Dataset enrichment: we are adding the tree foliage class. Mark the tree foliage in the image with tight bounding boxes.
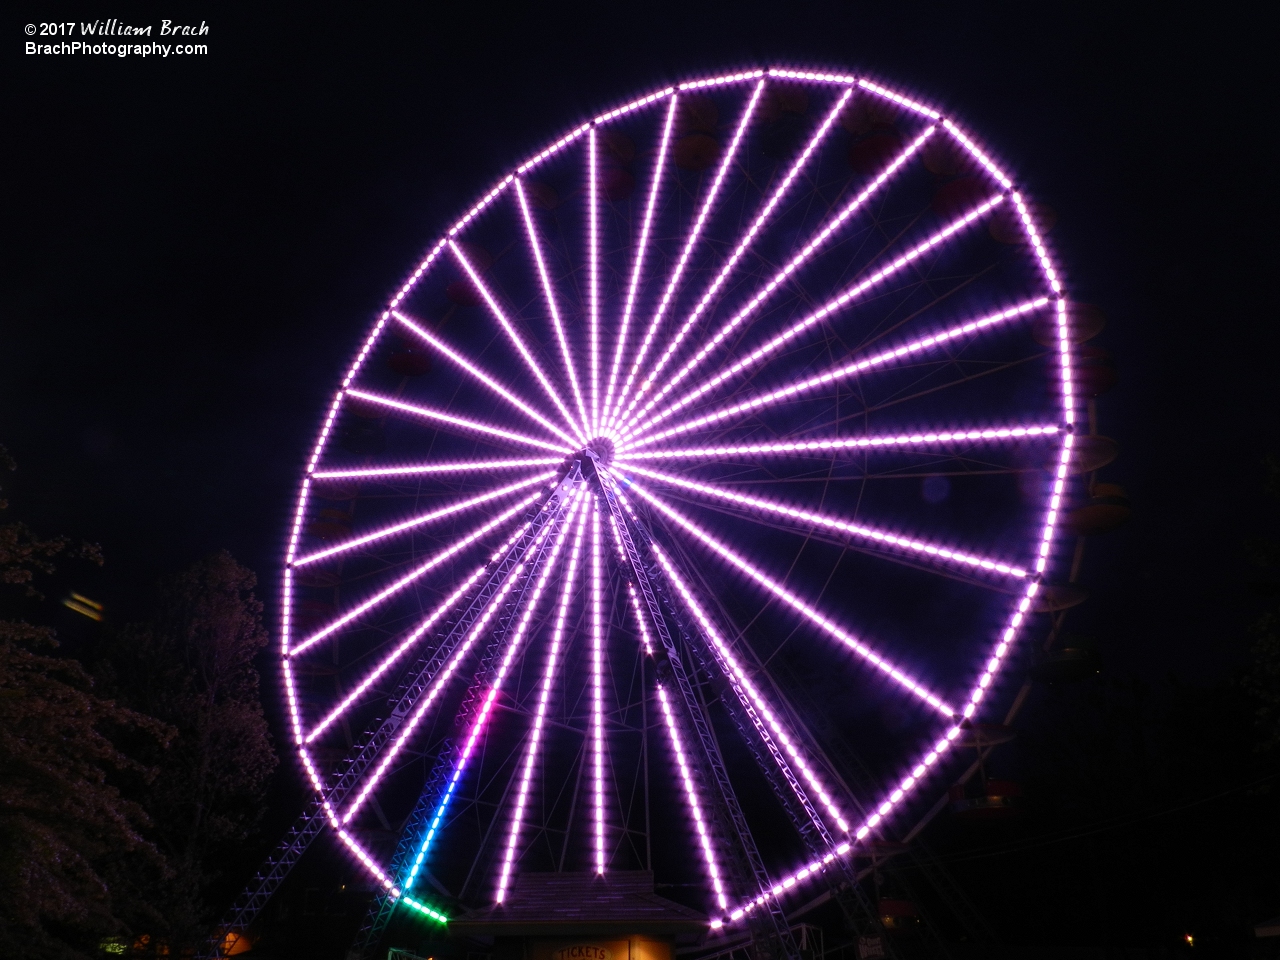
[0,447,169,960]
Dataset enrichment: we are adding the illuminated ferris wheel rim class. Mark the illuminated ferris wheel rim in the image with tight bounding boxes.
[279,63,1079,931]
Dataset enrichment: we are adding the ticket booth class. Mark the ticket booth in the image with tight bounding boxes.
[449,871,707,960]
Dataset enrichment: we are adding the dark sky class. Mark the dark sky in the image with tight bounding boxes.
[4,1,1276,690]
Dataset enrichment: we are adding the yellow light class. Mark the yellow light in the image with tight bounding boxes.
[1184,934,1194,947]
[62,593,104,621]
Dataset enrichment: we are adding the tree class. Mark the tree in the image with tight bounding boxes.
[0,446,170,960]
[95,550,278,948]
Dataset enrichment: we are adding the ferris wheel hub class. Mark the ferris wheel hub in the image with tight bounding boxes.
[585,436,616,465]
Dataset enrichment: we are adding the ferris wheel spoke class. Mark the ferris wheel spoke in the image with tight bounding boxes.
[589,507,608,874]
[344,388,571,454]
[601,95,679,435]
[621,193,1006,444]
[391,310,580,448]
[610,79,768,429]
[588,129,602,434]
[289,493,540,659]
[617,423,1060,464]
[622,124,938,435]
[635,484,957,717]
[513,179,591,437]
[293,471,556,567]
[612,85,855,434]
[651,542,853,835]
[402,490,586,862]
[450,240,587,442]
[623,297,1050,450]
[312,454,563,481]
[305,565,489,744]
[342,491,583,826]
[495,505,589,902]
[628,463,1026,580]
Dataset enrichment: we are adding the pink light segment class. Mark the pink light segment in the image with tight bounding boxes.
[343,493,578,823]
[624,125,938,430]
[313,455,563,481]
[588,129,602,435]
[625,194,1007,442]
[625,298,1049,449]
[496,506,589,902]
[657,684,728,910]
[601,94,679,433]
[293,471,555,567]
[289,493,538,659]
[514,179,591,437]
[625,583,654,656]
[610,79,767,430]
[630,483,956,716]
[450,241,585,441]
[614,85,854,432]
[625,464,1026,579]
[393,311,579,447]
[345,388,570,454]
[590,507,607,874]
[650,542,851,834]
[619,424,1059,462]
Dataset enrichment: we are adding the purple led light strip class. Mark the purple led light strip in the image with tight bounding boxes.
[450,241,585,442]
[345,388,570,455]
[630,483,957,716]
[622,194,1007,443]
[289,493,539,659]
[618,424,1059,462]
[514,179,592,437]
[600,94,679,434]
[609,80,767,431]
[393,311,579,447]
[622,126,938,432]
[496,505,590,902]
[588,129,602,436]
[610,85,854,433]
[625,298,1048,450]
[293,471,555,568]
[313,455,562,481]
[590,507,608,873]
[627,464,1025,580]
[650,542,852,834]
[342,493,578,824]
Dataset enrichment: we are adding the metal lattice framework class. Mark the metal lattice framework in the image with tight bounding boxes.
[211,64,1087,959]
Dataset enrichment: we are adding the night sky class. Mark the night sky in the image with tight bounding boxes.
[5,1,1276,754]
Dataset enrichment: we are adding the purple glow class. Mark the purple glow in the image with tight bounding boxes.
[345,388,570,454]
[589,129,602,435]
[591,507,607,874]
[313,455,562,481]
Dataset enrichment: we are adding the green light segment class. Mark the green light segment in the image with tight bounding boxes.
[402,894,449,925]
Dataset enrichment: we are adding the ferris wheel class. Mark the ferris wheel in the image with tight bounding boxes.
[278,66,1084,950]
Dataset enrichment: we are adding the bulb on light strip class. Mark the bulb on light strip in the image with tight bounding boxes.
[614,85,853,432]
[290,493,538,658]
[622,124,938,434]
[657,684,728,910]
[294,471,555,568]
[627,464,1024,580]
[623,194,1006,442]
[496,506,590,902]
[513,179,591,437]
[610,79,767,430]
[635,485,955,716]
[392,311,579,447]
[618,424,1058,462]
[625,298,1047,450]
[450,241,586,441]
[601,94,678,432]
[651,542,852,834]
